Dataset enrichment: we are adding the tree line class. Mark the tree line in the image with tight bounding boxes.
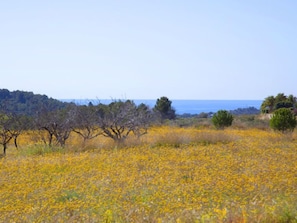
[0,89,71,116]
[0,90,176,155]
[1,89,296,155]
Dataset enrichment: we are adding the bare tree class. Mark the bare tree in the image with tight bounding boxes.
[9,114,32,149]
[35,110,56,146]
[132,103,152,138]
[0,112,33,154]
[35,106,74,147]
[71,104,102,143]
[0,114,14,155]
[97,100,152,144]
[53,109,73,147]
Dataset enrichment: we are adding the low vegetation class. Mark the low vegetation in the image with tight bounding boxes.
[1,126,297,222]
[211,110,234,129]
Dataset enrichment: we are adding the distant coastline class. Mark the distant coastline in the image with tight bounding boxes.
[61,99,262,115]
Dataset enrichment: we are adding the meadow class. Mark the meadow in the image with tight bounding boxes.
[1,119,297,222]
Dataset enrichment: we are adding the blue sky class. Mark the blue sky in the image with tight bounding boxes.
[1,0,296,100]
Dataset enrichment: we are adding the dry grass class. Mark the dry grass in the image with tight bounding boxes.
[147,127,235,148]
[1,127,297,222]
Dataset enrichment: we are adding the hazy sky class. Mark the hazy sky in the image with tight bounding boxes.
[1,1,296,100]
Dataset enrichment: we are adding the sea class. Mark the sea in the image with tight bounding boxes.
[62,99,262,115]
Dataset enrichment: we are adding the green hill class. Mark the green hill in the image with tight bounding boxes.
[0,89,71,116]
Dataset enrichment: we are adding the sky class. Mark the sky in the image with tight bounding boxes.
[1,0,296,100]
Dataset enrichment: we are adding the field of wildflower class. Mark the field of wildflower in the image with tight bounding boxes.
[1,125,297,222]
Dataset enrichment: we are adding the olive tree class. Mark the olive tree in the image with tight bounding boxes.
[270,108,296,133]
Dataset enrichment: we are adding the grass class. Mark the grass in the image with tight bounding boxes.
[1,125,297,222]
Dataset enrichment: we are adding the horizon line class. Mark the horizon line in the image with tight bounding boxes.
[59,98,263,101]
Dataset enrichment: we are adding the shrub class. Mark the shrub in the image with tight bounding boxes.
[270,108,296,132]
[212,110,233,129]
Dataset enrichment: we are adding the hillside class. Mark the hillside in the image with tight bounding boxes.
[0,89,71,116]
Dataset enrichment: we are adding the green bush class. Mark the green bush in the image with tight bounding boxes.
[270,108,296,132]
[212,110,233,129]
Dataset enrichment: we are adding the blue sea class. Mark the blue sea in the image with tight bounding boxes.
[62,99,262,115]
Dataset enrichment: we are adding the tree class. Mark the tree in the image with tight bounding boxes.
[261,93,296,114]
[261,96,275,113]
[97,100,152,144]
[275,93,287,103]
[132,103,153,138]
[71,105,102,143]
[0,113,32,155]
[287,94,297,106]
[212,110,233,129]
[274,101,293,110]
[0,114,13,155]
[154,96,176,121]
[7,114,32,149]
[35,110,56,146]
[52,108,74,147]
[35,106,74,147]
[269,108,296,133]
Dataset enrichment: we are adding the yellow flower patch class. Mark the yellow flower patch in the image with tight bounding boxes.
[0,127,297,222]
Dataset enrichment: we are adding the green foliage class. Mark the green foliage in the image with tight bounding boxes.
[261,93,296,114]
[274,101,293,110]
[0,89,71,116]
[154,96,176,120]
[269,108,296,132]
[57,190,81,203]
[19,145,64,156]
[261,96,275,113]
[212,110,233,129]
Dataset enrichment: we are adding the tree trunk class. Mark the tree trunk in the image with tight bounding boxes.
[14,136,18,149]
[48,133,53,147]
[3,143,7,155]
